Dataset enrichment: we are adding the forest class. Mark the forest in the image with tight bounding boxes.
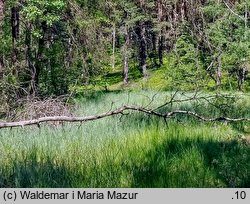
[0,0,250,187]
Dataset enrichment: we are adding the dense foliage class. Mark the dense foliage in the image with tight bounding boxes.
[0,1,250,188]
[1,0,250,105]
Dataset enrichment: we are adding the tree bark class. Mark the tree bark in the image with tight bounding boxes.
[157,0,163,65]
[237,68,246,91]
[0,1,4,29]
[152,32,158,67]
[0,57,3,79]
[0,0,4,35]
[0,0,3,23]
[32,21,47,95]
[216,55,222,88]
[139,21,148,79]
[25,23,32,74]
[158,35,163,65]
[112,23,116,71]
[1,104,250,129]
[244,3,248,40]
[0,0,4,79]
[123,25,129,85]
[139,0,148,79]
[11,6,19,75]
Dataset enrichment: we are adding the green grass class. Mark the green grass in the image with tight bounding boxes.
[72,57,173,92]
[0,91,249,187]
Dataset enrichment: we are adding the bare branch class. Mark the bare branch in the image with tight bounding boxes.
[223,1,245,21]
[1,105,250,129]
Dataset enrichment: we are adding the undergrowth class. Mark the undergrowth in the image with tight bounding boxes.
[0,91,249,187]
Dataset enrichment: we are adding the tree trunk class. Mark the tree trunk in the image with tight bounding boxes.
[32,21,47,95]
[139,21,148,79]
[0,0,4,35]
[0,0,3,24]
[238,68,246,91]
[0,57,3,79]
[152,32,158,67]
[158,35,163,65]
[123,25,129,85]
[25,22,34,93]
[216,55,222,88]
[112,24,116,71]
[0,0,4,79]
[244,3,248,40]
[139,0,148,80]
[0,0,4,31]
[180,0,186,22]
[157,0,163,65]
[11,6,19,76]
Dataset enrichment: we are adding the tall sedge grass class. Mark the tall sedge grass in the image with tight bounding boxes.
[0,91,249,187]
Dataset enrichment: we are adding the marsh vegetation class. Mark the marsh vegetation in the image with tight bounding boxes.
[0,91,249,187]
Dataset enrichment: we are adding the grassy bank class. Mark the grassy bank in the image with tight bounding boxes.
[0,91,249,187]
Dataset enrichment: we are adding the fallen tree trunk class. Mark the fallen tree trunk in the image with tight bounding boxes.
[0,105,249,129]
